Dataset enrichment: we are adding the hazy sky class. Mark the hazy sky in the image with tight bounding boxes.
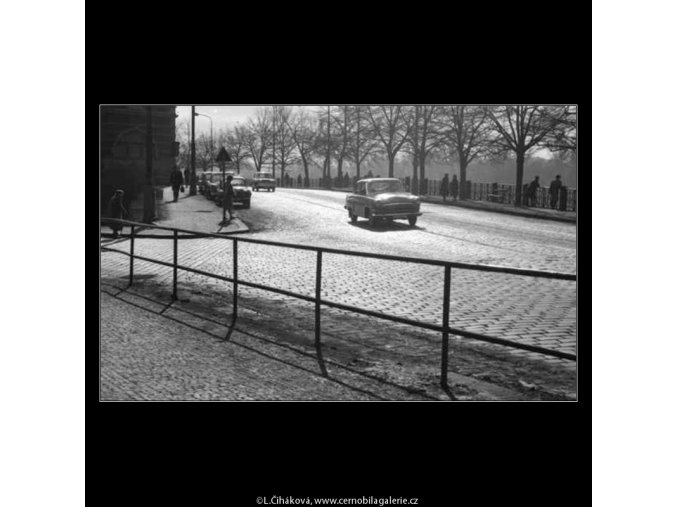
[176,105,325,135]
[175,105,556,159]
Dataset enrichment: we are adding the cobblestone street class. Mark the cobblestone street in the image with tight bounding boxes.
[101,188,576,400]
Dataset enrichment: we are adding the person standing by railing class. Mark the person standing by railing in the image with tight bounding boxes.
[450,175,459,201]
[107,189,127,239]
[526,176,540,206]
[440,174,449,202]
[549,175,562,209]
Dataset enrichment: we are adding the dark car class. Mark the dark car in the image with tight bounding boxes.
[253,171,276,192]
[345,178,422,226]
[215,175,252,209]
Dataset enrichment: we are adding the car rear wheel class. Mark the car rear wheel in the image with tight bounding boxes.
[368,213,377,227]
[349,211,357,224]
[408,216,417,226]
[243,200,251,209]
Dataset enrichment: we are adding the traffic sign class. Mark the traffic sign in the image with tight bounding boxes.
[216,147,232,163]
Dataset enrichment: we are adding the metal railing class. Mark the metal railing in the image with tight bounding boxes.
[101,218,576,400]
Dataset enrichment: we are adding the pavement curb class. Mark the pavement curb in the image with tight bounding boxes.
[294,187,577,224]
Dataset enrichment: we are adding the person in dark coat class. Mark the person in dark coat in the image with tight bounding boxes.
[108,189,127,239]
[549,174,562,209]
[526,176,540,206]
[223,175,234,221]
[450,174,459,201]
[169,166,184,202]
[440,174,450,202]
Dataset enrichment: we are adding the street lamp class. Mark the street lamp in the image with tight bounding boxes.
[193,110,214,173]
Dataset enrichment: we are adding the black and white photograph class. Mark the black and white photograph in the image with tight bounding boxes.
[99,105,577,401]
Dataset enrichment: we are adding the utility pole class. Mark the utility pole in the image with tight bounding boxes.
[143,106,155,222]
[326,105,330,188]
[272,106,276,181]
[190,105,196,195]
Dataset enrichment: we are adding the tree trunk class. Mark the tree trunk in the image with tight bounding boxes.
[515,151,525,207]
[459,154,468,200]
[302,158,310,184]
[419,148,426,195]
[356,159,361,180]
[337,157,343,182]
[411,153,419,194]
[388,154,395,177]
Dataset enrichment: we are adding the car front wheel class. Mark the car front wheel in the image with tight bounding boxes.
[408,216,417,226]
[349,211,357,224]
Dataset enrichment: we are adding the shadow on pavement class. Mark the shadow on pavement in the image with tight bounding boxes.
[101,281,440,401]
[349,221,424,233]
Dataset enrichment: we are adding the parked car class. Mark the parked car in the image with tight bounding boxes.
[253,171,276,192]
[202,171,235,200]
[197,171,213,195]
[345,178,422,226]
[203,172,223,200]
[215,175,252,209]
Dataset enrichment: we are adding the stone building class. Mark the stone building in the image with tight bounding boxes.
[100,105,178,218]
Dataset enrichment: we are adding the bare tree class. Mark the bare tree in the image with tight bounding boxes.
[272,106,298,184]
[402,106,444,194]
[441,106,493,199]
[486,105,569,206]
[196,132,212,171]
[329,106,352,183]
[346,105,380,180]
[243,108,273,172]
[543,105,577,160]
[286,108,317,186]
[219,124,251,175]
[366,106,411,177]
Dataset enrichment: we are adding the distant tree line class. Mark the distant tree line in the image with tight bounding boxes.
[177,105,576,207]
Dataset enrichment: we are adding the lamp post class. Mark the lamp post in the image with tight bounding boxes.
[194,110,214,172]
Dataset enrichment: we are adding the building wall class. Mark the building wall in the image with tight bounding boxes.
[100,105,177,217]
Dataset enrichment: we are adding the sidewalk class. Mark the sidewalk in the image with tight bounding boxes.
[419,195,577,223]
[101,186,249,239]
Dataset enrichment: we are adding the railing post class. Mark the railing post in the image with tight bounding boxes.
[441,265,456,399]
[233,238,238,319]
[172,230,178,300]
[128,224,135,286]
[315,250,328,377]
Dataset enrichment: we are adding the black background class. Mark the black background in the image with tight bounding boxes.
[89,8,589,504]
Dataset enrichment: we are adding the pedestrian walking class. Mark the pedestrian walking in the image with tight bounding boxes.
[223,174,234,221]
[526,176,540,206]
[170,166,184,202]
[450,174,459,201]
[549,174,562,209]
[108,189,127,239]
[440,174,449,202]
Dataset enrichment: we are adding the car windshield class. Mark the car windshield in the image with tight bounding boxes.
[231,178,246,187]
[367,180,403,195]
[257,173,273,179]
[211,174,223,183]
